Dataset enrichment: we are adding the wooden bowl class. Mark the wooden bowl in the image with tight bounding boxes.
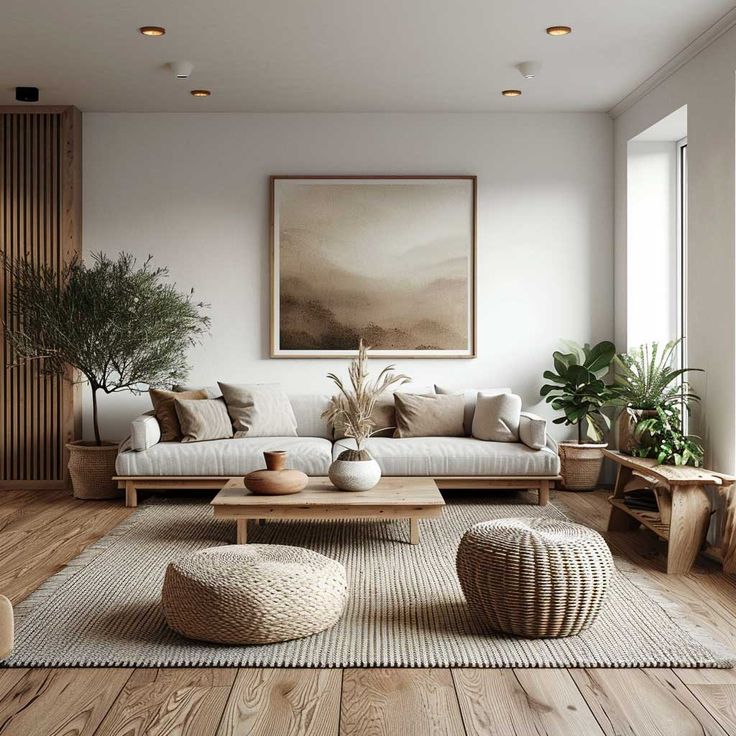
[243,469,308,495]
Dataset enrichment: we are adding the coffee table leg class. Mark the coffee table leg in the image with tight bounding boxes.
[236,519,248,544]
[410,518,419,545]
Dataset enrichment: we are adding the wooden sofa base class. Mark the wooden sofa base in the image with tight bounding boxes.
[114,476,559,509]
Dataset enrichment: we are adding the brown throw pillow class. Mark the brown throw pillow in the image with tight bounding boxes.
[150,388,208,441]
[174,398,234,443]
[393,393,465,438]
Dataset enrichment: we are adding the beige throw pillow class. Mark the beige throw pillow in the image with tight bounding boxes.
[150,388,208,441]
[174,398,233,443]
[218,382,298,438]
[472,392,522,442]
[393,393,465,438]
[435,385,512,436]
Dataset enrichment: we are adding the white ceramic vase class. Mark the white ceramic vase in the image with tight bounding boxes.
[328,449,381,491]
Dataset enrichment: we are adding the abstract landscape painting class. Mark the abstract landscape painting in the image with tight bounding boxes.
[271,176,476,357]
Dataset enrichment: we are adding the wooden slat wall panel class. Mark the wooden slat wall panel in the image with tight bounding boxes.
[0,107,81,488]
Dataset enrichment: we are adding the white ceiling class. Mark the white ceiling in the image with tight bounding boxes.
[1,0,735,113]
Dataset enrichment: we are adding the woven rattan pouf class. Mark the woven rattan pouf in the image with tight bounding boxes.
[456,518,614,638]
[161,544,347,645]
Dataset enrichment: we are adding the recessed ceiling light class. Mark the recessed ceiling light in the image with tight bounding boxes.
[190,89,211,97]
[139,26,166,37]
[502,89,522,97]
[546,25,572,36]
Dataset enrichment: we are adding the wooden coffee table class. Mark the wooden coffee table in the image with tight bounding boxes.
[212,476,445,545]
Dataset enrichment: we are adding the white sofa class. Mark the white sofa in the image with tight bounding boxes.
[115,389,560,507]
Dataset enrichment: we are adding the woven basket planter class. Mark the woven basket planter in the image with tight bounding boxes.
[558,442,607,491]
[162,544,347,645]
[66,441,121,500]
[456,518,614,638]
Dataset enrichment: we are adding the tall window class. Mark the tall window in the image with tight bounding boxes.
[676,137,687,371]
[626,106,687,355]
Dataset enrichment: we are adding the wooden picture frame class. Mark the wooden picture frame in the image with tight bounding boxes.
[270,175,477,358]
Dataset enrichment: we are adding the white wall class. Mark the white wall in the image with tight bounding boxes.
[613,27,736,473]
[626,140,678,348]
[83,112,614,441]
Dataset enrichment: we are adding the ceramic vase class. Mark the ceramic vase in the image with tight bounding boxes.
[328,448,382,491]
[244,450,308,495]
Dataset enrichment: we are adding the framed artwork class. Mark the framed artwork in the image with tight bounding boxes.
[270,175,476,358]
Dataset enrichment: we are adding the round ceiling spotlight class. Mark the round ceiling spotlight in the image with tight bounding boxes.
[139,26,166,36]
[546,25,572,36]
[502,89,522,97]
[190,89,211,97]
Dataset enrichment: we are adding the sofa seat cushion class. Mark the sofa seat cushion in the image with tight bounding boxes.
[117,437,332,477]
[333,437,560,477]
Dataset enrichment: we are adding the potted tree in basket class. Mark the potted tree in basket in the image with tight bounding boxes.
[3,252,209,499]
[612,339,701,455]
[540,340,616,491]
[323,340,409,491]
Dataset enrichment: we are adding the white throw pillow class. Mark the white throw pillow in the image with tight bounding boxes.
[218,382,298,437]
[472,392,522,442]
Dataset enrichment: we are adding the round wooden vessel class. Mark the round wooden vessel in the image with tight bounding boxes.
[244,469,308,495]
[243,451,308,495]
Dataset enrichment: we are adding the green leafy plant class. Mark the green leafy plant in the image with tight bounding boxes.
[632,405,704,467]
[322,340,409,450]
[540,340,617,443]
[3,252,210,445]
[612,339,700,409]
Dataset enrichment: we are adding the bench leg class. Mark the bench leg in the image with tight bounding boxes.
[667,485,711,574]
[538,480,550,506]
[125,481,138,509]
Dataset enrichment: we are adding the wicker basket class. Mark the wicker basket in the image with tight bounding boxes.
[66,441,121,500]
[558,442,607,491]
[456,518,614,638]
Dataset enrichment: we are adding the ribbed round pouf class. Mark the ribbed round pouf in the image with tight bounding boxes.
[456,518,614,638]
[161,544,347,645]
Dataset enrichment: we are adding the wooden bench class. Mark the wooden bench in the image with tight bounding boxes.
[604,449,736,574]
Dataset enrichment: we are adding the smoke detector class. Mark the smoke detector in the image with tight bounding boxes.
[516,61,542,79]
[169,61,194,79]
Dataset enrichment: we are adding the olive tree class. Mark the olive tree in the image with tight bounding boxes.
[3,252,209,445]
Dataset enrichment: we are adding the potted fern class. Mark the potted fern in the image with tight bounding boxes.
[540,340,616,490]
[3,252,209,499]
[323,340,409,490]
[612,340,701,455]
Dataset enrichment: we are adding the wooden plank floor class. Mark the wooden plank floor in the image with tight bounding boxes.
[0,487,734,736]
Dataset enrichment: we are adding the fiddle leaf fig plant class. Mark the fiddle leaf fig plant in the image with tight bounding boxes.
[540,340,617,444]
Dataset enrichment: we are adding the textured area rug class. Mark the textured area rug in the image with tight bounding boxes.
[5,497,733,668]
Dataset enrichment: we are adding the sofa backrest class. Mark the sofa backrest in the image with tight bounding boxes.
[171,385,518,439]
[175,384,334,439]
[288,394,334,440]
